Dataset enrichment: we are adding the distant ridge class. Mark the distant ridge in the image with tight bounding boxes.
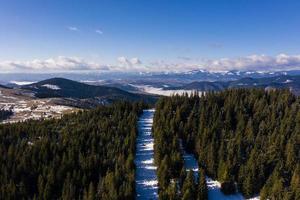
[0,84,10,89]
[22,77,158,104]
[168,75,300,95]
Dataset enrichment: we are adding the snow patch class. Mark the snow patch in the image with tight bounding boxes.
[10,81,36,85]
[143,142,154,151]
[42,84,61,90]
[145,166,157,170]
[141,180,158,187]
[206,178,245,200]
[142,158,154,164]
[180,140,260,200]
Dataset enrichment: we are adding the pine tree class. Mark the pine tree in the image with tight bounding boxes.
[165,182,179,200]
[197,168,208,200]
[290,164,300,199]
[158,155,171,189]
[87,182,95,200]
[182,188,193,200]
[182,170,196,200]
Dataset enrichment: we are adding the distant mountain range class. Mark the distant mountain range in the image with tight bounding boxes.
[3,71,300,100]
[168,75,300,95]
[2,70,300,85]
[142,70,300,83]
[21,78,158,106]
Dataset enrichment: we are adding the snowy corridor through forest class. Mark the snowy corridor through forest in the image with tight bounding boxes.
[181,144,246,200]
[135,109,158,200]
[135,109,258,200]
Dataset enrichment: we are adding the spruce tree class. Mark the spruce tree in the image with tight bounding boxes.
[197,168,208,200]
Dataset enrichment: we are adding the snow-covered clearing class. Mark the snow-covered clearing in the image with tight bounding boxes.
[135,109,158,199]
[0,88,77,124]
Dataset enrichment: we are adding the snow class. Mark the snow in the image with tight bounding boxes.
[142,158,154,164]
[80,80,105,85]
[206,178,244,200]
[0,90,17,100]
[42,84,61,90]
[0,89,76,124]
[247,196,260,200]
[135,109,158,199]
[133,85,201,96]
[10,81,36,85]
[181,143,199,177]
[180,141,260,200]
[283,79,293,83]
[134,109,260,200]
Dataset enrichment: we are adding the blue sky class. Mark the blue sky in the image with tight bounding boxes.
[1,0,300,72]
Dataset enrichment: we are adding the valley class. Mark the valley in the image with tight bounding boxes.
[0,77,158,124]
[2,73,300,125]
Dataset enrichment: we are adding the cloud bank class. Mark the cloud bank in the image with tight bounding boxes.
[146,54,300,72]
[1,54,300,73]
[0,56,109,72]
[201,54,300,72]
[115,56,143,71]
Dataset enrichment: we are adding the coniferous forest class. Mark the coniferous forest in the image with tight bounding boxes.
[0,109,13,122]
[153,89,300,200]
[153,96,208,200]
[0,102,145,199]
[0,89,299,200]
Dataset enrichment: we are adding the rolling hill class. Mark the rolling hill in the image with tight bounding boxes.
[0,84,10,89]
[22,78,158,104]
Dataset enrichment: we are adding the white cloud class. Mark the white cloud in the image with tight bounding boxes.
[0,56,109,72]
[95,29,103,35]
[113,56,145,72]
[1,54,300,73]
[117,56,130,65]
[145,54,300,72]
[201,54,300,72]
[130,57,142,65]
[67,26,79,31]
[117,57,140,66]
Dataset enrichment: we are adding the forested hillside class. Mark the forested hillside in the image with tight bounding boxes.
[154,89,300,200]
[22,78,157,105]
[0,109,13,122]
[153,98,208,200]
[0,102,145,199]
